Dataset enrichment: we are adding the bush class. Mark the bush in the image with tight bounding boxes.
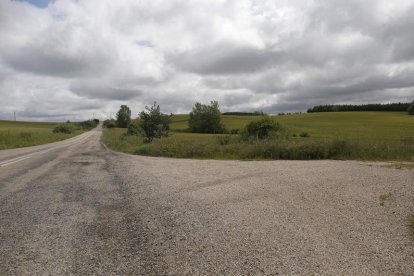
[189,101,225,133]
[230,129,239,134]
[241,117,284,141]
[139,102,173,142]
[103,119,116,128]
[116,105,131,128]
[299,132,310,137]
[408,101,414,115]
[127,122,141,136]
[77,120,98,130]
[53,124,73,134]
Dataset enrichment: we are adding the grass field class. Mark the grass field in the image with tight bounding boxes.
[102,112,414,161]
[0,120,85,150]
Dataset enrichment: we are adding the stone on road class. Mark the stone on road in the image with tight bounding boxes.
[0,126,413,275]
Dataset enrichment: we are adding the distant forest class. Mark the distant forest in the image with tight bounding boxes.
[222,111,265,116]
[307,103,410,113]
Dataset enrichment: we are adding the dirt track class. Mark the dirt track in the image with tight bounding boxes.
[0,126,413,275]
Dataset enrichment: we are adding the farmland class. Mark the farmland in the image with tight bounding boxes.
[0,120,85,150]
[102,112,414,161]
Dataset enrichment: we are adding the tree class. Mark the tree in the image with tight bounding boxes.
[139,102,172,142]
[116,105,131,128]
[188,101,225,133]
[408,101,414,115]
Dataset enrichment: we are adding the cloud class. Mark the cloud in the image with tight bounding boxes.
[69,80,142,101]
[0,0,414,121]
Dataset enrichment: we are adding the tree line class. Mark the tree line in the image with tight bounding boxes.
[307,102,411,113]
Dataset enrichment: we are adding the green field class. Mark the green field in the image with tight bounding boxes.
[102,112,414,161]
[0,120,85,150]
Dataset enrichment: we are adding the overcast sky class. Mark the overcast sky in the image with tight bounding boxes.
[1,0,413,121]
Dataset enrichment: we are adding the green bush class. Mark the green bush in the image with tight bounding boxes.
[241,117,284,141]
[76,120,98,130]
[53,124,73,134]
[127,122,141,136]
[103,119,116,128]
[189,101,225,134]
[139,102,173,142]
[299,132,310,137]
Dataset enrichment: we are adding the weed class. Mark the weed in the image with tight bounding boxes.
[408,215,414,239]
[217,135,231,145]
[379,192,393,206]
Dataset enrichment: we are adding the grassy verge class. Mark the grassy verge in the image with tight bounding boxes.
[0,120,86,150]
[102,112,414,161]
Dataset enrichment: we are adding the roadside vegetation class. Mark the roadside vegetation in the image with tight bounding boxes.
[0,119,98,150]
[379,192,393,206]
[103,101,414,161]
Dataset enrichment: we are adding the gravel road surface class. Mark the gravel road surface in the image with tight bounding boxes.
[0,126,413,275]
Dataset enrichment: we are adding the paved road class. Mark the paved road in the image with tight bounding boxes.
[1,126,413,275]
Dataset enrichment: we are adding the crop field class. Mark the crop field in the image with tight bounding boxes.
[0,120,84,150]
[103,112,414,161]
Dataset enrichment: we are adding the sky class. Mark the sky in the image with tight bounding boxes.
[0,0,413,121]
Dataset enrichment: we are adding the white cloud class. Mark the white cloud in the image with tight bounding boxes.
[0,0,413,121]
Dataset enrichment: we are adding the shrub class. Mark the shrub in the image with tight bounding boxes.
[116,105,132,128]
[299,132,310,137]
[408,101,414,115]
[139,102,173,142]
[127,122,141,136]
[77,120,98,130]
[53,124,73,134]
[103,119,116,128]
[189,101,225,133]
[241,117,284,141]
[230,129,239,134]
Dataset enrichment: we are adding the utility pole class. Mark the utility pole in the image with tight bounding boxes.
[13,111,16,121]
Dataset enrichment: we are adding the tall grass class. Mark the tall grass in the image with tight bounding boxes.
[103,129,414,161]
[0,120,85,150]
[103,112,414,161]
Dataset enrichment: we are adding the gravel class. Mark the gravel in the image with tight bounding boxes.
[0,127,413,275]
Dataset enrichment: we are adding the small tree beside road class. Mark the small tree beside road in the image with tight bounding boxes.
[139,102,172,142]
[116,105,131,128]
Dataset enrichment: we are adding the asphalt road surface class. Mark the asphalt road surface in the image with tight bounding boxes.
[1,126,413,275]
